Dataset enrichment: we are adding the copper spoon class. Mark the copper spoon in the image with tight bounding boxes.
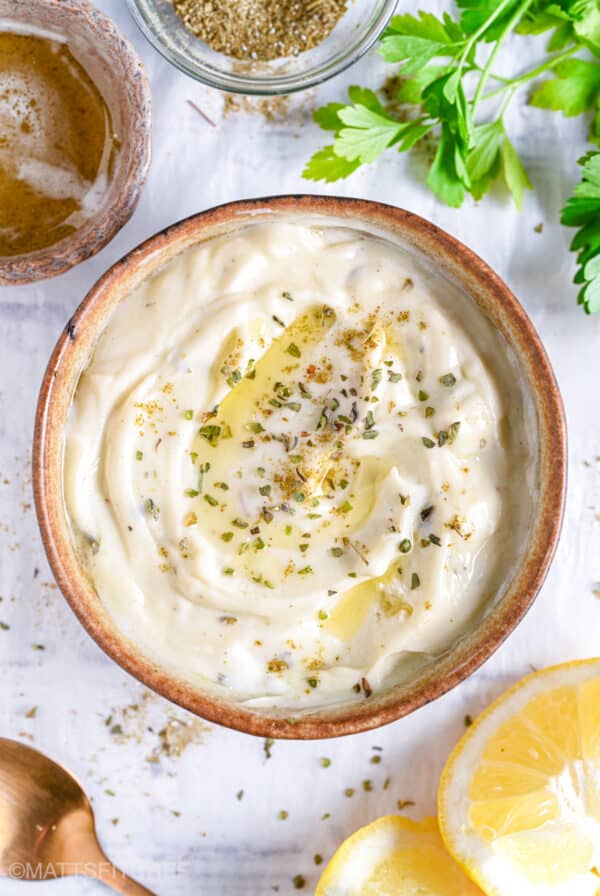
[0,738,155,894]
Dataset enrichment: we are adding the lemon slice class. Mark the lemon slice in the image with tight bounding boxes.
[315,815,483,895]
[439,659,600,896]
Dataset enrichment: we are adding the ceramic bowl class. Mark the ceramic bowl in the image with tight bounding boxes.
[33,196,566,739]
[0,0,151,286]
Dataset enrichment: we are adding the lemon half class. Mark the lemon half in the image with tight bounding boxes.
[315,814,483,895]
[439,659,600,896]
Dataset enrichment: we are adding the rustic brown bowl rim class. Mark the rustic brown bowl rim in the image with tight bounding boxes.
[33,196,567,739]
[0,0,152,286]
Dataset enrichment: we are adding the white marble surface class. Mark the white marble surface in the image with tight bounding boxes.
[1,1,599,893]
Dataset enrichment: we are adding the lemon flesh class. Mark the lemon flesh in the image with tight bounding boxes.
[439,659,600,896]
[315,815,483,896]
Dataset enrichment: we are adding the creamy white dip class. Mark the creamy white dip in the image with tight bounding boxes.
[65,221,532,709]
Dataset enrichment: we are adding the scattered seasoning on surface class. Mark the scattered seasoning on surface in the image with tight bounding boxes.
[236,789,244,800]
[292,875,306,890]
[278,810,289,820]
[344,787,355,798]
[264,737,275,759]
[397,799,415,810]
[314,854,323,866]
[146,717,207,762]
[361,677,373,698]
[173,0,348,62]
[186,98,217,127]
[464,714,473,727]
[320,756,332,768]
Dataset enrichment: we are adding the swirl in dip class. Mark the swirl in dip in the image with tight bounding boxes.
[65,221,531,709]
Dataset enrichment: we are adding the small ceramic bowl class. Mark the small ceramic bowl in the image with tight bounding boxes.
[127,0,397,95]
[33,197,566,739]
[0,0,151,286]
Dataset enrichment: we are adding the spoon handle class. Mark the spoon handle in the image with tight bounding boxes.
[95,864,156,896]
[81,840,156,896]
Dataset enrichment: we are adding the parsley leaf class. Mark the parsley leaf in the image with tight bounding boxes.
[530,59,600,117]
[313,103,345,131]
[427,124,467,207]
[335,105,410,162]
[570,0,600,52]
[501,133,532,210]
[457,0,524,41]
[304,0,600,216]
[346,85,386,112]
[561,151,600,313]
[380,12,463,72]
[467,121,503,198]
[303,146,361,182]
[395,65,449,104]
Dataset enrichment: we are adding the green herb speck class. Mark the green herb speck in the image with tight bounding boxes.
[439,373,457,387]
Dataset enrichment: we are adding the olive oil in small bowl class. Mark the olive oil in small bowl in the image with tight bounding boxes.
[0,1,151,285]
[0,31,118,258]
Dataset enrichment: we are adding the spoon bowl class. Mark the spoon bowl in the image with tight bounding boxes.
[0,738,154,894]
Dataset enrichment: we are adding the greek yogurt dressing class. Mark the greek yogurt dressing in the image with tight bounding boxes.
[65,221,533,709]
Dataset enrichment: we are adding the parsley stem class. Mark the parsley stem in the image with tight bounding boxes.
[471,0,535,117]
[481,45,579,104]
[499,87,517,118]
[457,0,518,74]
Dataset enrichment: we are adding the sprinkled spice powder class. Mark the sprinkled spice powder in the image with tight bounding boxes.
[172,0,348,61]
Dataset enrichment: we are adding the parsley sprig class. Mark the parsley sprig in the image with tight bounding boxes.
[561,150,600,313]
[304,1,600,209]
